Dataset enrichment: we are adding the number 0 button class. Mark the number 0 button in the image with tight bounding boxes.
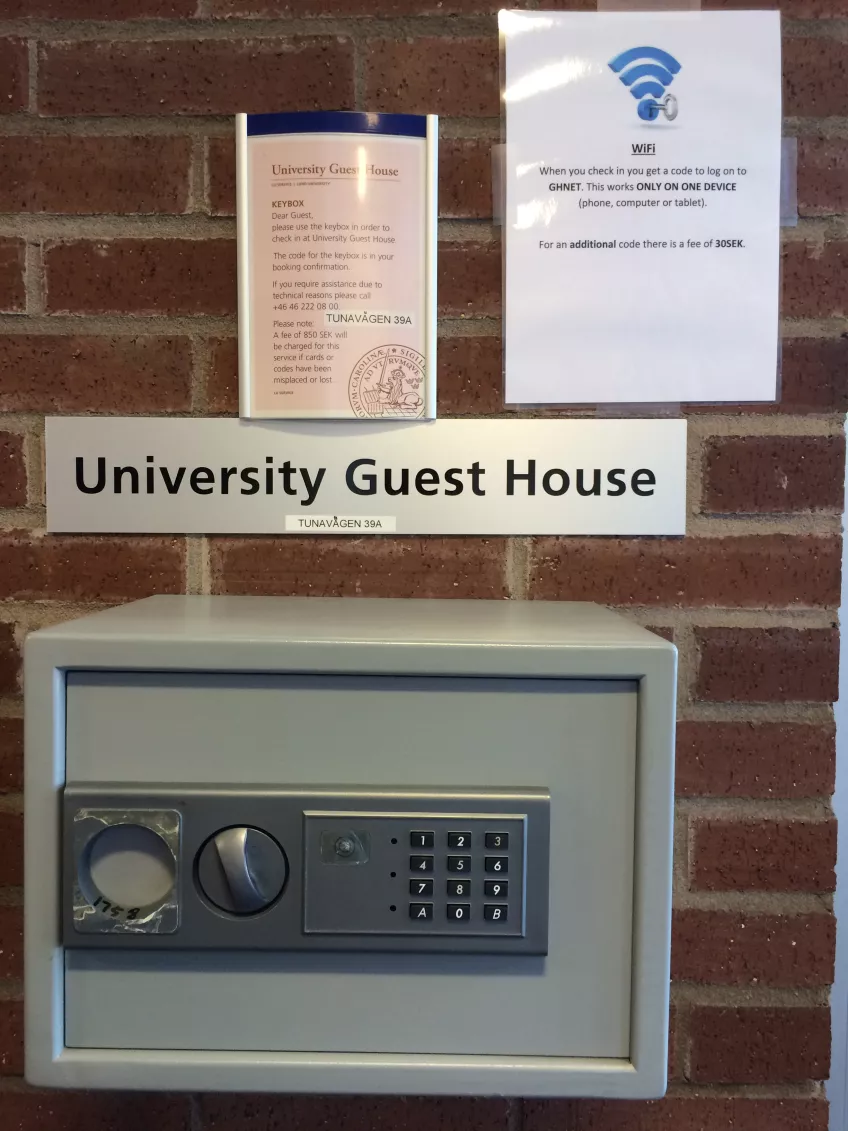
[485,857,508,874]
[447,904,471,921]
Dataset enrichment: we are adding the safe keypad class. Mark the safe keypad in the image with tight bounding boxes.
[403,823,519,933]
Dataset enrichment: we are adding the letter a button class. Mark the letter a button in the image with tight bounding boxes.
[410,903,434,921]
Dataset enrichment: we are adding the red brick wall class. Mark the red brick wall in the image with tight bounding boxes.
[0,2,843,1129]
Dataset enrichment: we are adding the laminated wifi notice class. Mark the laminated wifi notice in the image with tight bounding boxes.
[47,418,687,536]
[501,10,781,405]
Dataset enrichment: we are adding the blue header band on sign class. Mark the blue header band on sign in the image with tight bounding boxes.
[246,111,427,139]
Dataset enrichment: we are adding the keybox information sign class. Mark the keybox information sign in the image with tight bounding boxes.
[237,111,438,420]
[47,418,687,535]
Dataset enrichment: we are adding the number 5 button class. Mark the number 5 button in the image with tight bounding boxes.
[485,857,508,874]
[447,856,471,872]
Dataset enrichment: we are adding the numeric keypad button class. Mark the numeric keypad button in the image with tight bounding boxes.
[485,832,509,850]
[447,832,471,849]
[410,855,434,872]
[447,855,471,873]
[410,831,434,849]
[447,904,471,921]
[410,878,433,897]
[484,905,507,922]
[447,880,470,897]
[484,856,508,874]
[410,903,433,920]
[484,880,508,898]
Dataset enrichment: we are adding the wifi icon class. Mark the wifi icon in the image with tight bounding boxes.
[608,46,681,122]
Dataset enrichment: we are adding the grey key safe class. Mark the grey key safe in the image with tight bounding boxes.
[26,595,676,1096]
[64,784,551,955]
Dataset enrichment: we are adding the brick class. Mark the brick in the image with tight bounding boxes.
[440,139,493,219]
[0,623,19,696]
[0,430,26,506]
[530,535,840,607]
[0,534,185,601]
[0,905,22,981]
[0,719,22,793]
[0,1093,192,1131]
[782,241,848,318]
[781,338,848,412]
[483,0,594,8]
[439,242,501,317]
[0,0,193,12]
[208,0,515,12]
[672,910,835,986]
[207,337,239,415]
[200,1096,510,1131]
[694,627,839,703]
[702,436,845,513]
[691,818,836,892]
[0,240,26,313]
[689,1006,830,1083]
[438,336,502,415]
[209,136,235,217]
[674,0,847,10]
[798,139,848,217]
[0,40,26,114]
[784,38,848,117]
[0,810,22,886]
[45,240,236,316]
[211,537,507,599]
[0,336,193,414]
[524,1098,829,1131]
[39,39,354,117]
[676,720,835,798]
[365,39,499,117]
[0,137,191,215]
[0,999,23,1074]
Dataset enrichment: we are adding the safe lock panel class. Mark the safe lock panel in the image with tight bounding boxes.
[25,596,676,1097]
[65,786,549,952]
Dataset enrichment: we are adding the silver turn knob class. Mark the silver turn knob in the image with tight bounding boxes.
[196,827,288,915]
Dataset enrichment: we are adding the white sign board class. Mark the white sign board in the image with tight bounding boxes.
[501,10,781,404]
[47,417,687,535]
